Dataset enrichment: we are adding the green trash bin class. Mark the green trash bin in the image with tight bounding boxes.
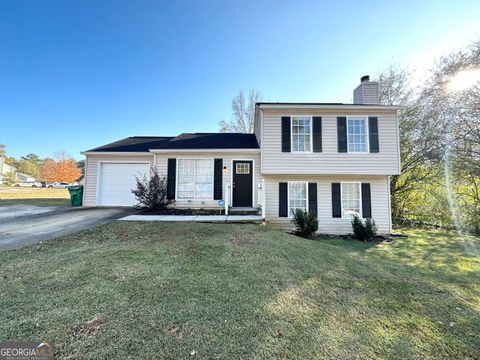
[67,185,84,207]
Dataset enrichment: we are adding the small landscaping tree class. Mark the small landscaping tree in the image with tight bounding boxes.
[3,170,17,186]
[132,167,170,210]
[292,209,318,239]
[352,215,377,241]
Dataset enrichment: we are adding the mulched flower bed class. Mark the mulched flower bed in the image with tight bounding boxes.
[138,208,225,216]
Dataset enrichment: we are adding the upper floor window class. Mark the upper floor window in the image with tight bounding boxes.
[177,159,213,200]
[347,117,368,153]
[291,117,312,152]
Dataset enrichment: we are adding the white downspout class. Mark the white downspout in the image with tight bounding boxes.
[225,183,230,216]
[261,179,266,225]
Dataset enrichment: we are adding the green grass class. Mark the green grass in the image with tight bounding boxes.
[0,187,70,206]
[0,223,478,359]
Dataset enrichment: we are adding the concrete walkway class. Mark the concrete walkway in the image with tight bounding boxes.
[119,214,262,223]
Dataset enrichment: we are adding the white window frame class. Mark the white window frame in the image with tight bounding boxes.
[340,182,362,219]
[235,163,250,174]
[176,158,214,200]
[291,116,313,153]
[346,116,369,154]
[287,181,309,218]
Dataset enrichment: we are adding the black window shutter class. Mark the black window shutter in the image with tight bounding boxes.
[337,117,347,152]
[361,183,372,218]
[312,117,322,152]
[369,117,379,153]
[213,158,223,200]
[332,183,342,218]
[167,158,176,199]
[281,116,291,152]
[308,183,318,217]
[279,182,288,217]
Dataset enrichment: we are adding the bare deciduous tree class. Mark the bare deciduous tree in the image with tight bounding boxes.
[219,89,261,133]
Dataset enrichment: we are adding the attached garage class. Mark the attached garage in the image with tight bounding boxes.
[97,162,149,206]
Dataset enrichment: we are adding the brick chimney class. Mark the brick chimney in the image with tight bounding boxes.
[353,75,379,105]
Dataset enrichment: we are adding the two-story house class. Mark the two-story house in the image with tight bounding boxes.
[82,76,402,234]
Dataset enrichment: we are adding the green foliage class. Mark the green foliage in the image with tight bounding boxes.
[352,216,377,241]
[292,209,318,239]
[365,218,378,239]
[3,170,17,186]
[132,167,170,210]
[76,159,85,173]
[382,38,480,235]
[16,159,40,178]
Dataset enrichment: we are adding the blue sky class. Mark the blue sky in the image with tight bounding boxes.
[1,0,479,160]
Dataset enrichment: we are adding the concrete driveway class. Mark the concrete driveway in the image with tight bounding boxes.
[0,205,133,250]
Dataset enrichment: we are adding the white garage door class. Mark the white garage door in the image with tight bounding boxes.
[97,163,149,206]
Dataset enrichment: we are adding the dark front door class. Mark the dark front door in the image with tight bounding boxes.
[232,160,253,207]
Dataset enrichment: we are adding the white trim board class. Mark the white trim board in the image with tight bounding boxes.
[83,151,153,156]
[149,148,260,153]
[256,104,405,110]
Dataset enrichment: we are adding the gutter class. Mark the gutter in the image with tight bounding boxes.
[148,148,261,153]
[81,151,153,155]
[256,104,406,110]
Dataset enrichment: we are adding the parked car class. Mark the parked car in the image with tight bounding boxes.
[14,181,42,188]
[46,182,70,189]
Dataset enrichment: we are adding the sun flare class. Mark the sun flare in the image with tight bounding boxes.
[447,69,480,92]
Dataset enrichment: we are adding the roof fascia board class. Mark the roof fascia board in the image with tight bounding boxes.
[82,151,153,155]
[149,148,260,153]
[257,104,405,110]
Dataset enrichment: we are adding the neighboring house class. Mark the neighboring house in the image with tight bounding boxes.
[0,156,38,184]
[16,172,37,182]
[0,155,16,185]
[82,76,402,234]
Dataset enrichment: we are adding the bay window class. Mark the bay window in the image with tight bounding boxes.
[177,159,213,200]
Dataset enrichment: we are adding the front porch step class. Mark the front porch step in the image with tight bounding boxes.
[228,207,261,215]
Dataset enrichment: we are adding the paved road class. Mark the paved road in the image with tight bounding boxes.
[0,205,133,250]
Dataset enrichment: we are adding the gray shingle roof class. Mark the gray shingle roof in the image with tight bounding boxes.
[86,133,259,152]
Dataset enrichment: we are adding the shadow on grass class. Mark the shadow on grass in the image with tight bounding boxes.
[254,236,480,358]
[0,223,478,359]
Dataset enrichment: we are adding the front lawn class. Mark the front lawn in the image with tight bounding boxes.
[0,223,478,359]
[0,187,70,206]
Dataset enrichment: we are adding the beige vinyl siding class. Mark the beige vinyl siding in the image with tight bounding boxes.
[154,151,262,208]
[264,175,391,234]
[353,82,380,105]
[83,154,154,206]
[260,108,400,175]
